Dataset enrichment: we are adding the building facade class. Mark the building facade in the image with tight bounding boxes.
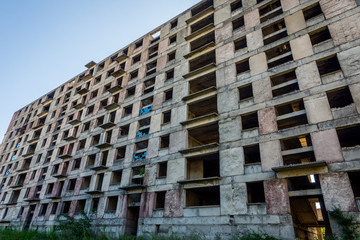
[0,0,360,239]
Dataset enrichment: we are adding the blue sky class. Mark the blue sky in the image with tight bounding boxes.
[0,0,200,141]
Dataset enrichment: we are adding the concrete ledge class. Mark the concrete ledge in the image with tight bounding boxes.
[182,86,217,103]
[186,6,214,25]
[272,161,328,178]
[180,113,218,129]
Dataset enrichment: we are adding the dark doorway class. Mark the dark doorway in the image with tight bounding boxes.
[124,194,141,235]
[290,195,332,240]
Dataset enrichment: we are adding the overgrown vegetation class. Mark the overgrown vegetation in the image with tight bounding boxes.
[231,231,280,240]
[0,213,280,240]
[328,208,360,240]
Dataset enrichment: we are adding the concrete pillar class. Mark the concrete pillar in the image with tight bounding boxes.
[320,172,357,211]
[349,82,360,113]
[250,52,268,76]
[264,179,291,214]
[280,0,299,11]
[117,195,127,218]
[164,189,183,217]
[258,107,278,135]
[328,13,360,46]
[68,200,77,217]
[169,130,187,154]
[214,4,231,25]
[216,42,235,64]
[290,34,313,60]
[295,61,322,90]
[244,9,260,30]
[220,183,247,215]
[167,159,185,184]
[150,113,161,134]
[310,129,344,163]
[319,0,357,19]
[260,140,283,171]
[253,77,273,103]
[215,22,233,43]
[220,147,244,176]
[284,11,306,35]
[140,192,155,218]
[304,94,333,124]
[338,46,360,77]
[246,29,264,52]
[147,138,159,159]
[156,55,167,72]
[216,64,236,88]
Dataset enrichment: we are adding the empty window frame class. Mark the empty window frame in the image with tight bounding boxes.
[270,69,299,97]
[160,135,170,149]
[303,3,323,21]
[336,125,360,148]
[231,0,242,11]
[247,181,265,203]
[155,191,166,209]
[169,34,177,44]
[239,84,253,101]
[162,111,171,124]
[241,112,259,130]
[166,69,174,81]
[133,54,141,64]
[105,196,118,213]
[170,19,178,29]
[110,170,122,185]
[316,55,342,76]
[236,59,250,74]
[135,40,143,49]
[157,162,167,178]
[244,144,261,164]
[234,37,247,51]
[186,186,220,207]
[164,89,173,101]
[309,27,332,46]
[168,51,176,62]
[232,16,244,31]
[327,87,354,109]
[130,70,138,80]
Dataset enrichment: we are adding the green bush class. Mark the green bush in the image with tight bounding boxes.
[231,231,280,240]
[55,211,93,240]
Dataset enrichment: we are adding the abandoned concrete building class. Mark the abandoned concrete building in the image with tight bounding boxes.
[0,0,360,239]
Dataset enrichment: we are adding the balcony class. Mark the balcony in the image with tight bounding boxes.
[73,102,86,110]
[108,84,123,94]
[114,53,128,63]
[81,72,93,82]
[52,171,67,179]
[68,115,81,125]
[64,134,77,142]
[104,102,120,111]
[85,190,104,195]
[37,109,49,118]
[111,68,126,78]
[90,164,108,171]
[99,121,116,129]
[41,97,53,106]
[76,88,89,95]
[27,136,40,144]
[85,61,96,69]
[95,141,112,150]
